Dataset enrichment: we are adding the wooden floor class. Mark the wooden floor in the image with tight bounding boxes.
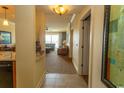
[46,50,76,74]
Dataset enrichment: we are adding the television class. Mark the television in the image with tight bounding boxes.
[0,31,11,44]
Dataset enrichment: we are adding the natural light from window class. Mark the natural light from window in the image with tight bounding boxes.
[45,34,59,48]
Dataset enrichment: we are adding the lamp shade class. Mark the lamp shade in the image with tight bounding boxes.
[2,6,9,26]
[3,19,9,26]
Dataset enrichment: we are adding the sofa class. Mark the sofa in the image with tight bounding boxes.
[45,43,55,51]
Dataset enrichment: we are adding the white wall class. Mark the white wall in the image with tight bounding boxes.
[34,6,46,87]
[89,5,106,88]
[16,6,36,88]
[71,5,107,88]
[66,23,71,57]
[0,18,15,44]
[16,5,46,88]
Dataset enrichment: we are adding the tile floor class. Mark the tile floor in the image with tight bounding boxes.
[42,73,88,88]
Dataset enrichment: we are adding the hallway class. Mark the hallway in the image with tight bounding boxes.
[0,5,112,88]
[42,50,88,88]
[46,51,76,74]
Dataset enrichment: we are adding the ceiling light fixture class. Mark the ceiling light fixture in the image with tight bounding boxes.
[2,6,9,26]
[53,5,67,15]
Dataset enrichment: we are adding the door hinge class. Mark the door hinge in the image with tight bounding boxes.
[82,26,84,29]
[81,64,83,67]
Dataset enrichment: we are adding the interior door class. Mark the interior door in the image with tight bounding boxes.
[70,29,73,58]
[82,16,91,75]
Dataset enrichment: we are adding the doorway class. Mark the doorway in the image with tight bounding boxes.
[70,29,74,58]
[81,14,91,84]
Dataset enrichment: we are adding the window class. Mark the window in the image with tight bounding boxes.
[45,34,59,48]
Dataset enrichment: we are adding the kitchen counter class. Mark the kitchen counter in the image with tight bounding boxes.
[0,59,16,62]
[0,51,16,62]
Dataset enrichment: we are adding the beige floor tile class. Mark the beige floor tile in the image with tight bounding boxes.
[43,78,56,86]
[42,85,55,88]
[55,78,68,85]
[42,73,88,88]
[54,85,67,88]
[56,74,74,79]
[46,73,57,78]
[44,50,88,88]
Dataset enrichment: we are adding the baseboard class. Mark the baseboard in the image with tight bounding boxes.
[35,71,46,88]
[68,57,72,61]
[72,59,83,75]
[72,59,78,73]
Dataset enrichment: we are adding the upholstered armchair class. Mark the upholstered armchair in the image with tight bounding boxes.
[57,46,68,56]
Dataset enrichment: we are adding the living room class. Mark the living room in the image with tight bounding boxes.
[45,32,67,55]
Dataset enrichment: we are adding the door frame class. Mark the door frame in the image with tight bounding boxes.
[82,15,91,75]
[78,9,93,88]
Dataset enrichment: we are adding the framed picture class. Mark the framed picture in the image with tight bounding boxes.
[0,31,11,44]
[102,5,124,88]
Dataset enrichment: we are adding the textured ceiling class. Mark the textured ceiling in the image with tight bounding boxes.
[37,5,84,32]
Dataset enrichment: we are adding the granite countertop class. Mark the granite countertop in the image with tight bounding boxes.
[0,51,16,62]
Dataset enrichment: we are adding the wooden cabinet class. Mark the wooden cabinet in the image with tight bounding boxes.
[12,61,16,88]
[0,51,16,88]
[0,61,16,88]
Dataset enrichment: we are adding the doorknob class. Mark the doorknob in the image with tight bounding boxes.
[81,46,84,48]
